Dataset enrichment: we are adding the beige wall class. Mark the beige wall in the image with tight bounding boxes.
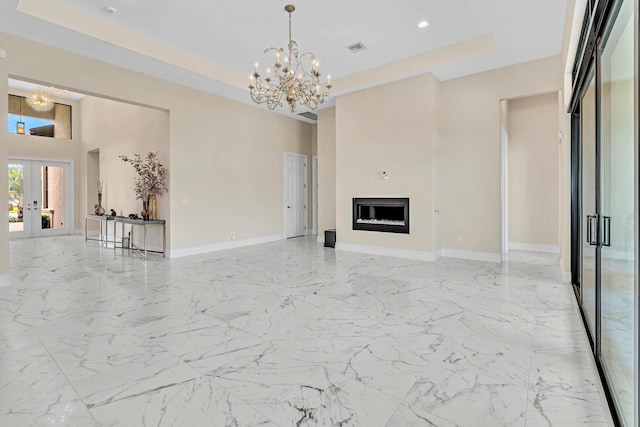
[0,33,312,270]
[80,96,169,218]
[335,74,438,252]
[317,107,336,240]
[80,96,170,248]
[439,55,563,254]
[169,95,311,248]
[311,124,318,157]
[508,92,560,247]
[314,56,563,256]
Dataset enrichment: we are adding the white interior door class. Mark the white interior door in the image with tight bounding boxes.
[284,153,307,238]
[312,156,318,235]
[8,159,72,239]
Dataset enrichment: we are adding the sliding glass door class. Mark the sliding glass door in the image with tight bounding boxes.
[599,0,636,424]
[572,0,637,425]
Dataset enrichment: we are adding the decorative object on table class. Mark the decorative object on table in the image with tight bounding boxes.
[128,213,140,220]
[109,209,117,217]
[94,178,105,216]
[149,195,158,220]
[248,4,331,112]
[119,152,168,221]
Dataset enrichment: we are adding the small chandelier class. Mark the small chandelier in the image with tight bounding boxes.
[26,89,54,111]
[26,86,69,112]
[249,5,331,112]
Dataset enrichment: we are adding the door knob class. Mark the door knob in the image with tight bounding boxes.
[287,206,291,208]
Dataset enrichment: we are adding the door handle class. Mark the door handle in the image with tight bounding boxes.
[287,206,291,209]
[587,214,599,246]
[602,216,611,247]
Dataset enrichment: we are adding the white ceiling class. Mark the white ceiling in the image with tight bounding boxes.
[0,0,568,120]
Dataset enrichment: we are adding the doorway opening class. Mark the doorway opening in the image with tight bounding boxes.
[500,92,562,259]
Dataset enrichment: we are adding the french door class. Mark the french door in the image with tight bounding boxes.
[8,159,72,239]
[574,0,637,425]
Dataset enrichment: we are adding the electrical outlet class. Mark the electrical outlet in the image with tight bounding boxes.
[457,235,463,242]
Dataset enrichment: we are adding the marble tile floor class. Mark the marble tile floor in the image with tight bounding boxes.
[0,236,613,426]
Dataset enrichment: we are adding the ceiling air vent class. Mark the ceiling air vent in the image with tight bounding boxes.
[347,42,367,53]
[298,111,318,121]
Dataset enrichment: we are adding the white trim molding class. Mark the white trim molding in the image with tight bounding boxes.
[509,242,560,254]
[169,234,284,259]
[562,270,572,284]
[317,235,325,244]
[336,242,438,262]
[440,249,502,263]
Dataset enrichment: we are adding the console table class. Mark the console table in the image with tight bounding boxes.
[113,217,166,258]
[85,214,115,245]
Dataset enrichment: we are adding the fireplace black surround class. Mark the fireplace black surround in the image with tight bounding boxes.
[352,198,409,234]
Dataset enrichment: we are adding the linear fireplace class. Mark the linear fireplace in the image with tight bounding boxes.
[352,198,409,234]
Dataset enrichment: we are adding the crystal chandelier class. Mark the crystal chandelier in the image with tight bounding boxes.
[249,5,331,112]
[26,86,69,112]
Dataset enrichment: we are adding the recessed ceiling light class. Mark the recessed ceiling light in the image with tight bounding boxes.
[104,6,117,14]
[418,20,430,29]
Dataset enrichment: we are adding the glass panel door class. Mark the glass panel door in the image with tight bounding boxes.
[8,161,32,238]
[581,68,598,340]
[8,159,71,239]
[599,0,636,424]
[33,162,69,237]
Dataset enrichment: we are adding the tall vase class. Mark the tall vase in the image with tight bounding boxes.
[149,196,158,220]
[95,193,105,216]
[141,195,150,221]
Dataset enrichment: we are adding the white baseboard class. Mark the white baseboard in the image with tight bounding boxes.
[440,249,502,263]
[169,234,284,259]
[336,242,438,261]
[562,271,572,284]
[317,236,325,244]
[509,242,560,254]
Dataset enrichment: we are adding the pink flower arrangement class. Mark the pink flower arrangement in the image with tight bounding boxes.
[119,152,168,200]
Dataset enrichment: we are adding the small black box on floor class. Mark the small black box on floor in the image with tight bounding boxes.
[324,229,336,248]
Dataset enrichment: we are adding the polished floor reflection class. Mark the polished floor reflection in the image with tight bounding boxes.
[0,237,612,426]
[601,258,635,426]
